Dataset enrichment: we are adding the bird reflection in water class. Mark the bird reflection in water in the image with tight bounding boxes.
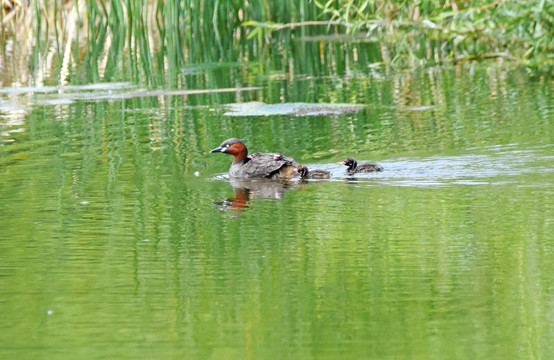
[214,178,294,213]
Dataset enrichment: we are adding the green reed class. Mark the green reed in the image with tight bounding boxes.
[0,0,551,87]
[1,0,320,86]
[304,0,553,66]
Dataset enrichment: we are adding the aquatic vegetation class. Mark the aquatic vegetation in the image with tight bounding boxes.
[248,0,554,67]
[0,0,551,87]
[0,0,318,86]
[224,102,364,117]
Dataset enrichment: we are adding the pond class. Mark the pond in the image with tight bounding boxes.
[1,56,553,359]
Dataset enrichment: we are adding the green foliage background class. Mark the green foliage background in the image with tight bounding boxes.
[0,0,552,86]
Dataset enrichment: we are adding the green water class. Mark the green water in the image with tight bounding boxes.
[1,62,553,359]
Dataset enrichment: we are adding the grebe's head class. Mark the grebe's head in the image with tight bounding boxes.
[341,157,357,169]
[296,165,309,178]
[211,138,248,161]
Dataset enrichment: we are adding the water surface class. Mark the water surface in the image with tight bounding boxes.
[1,64,553,359]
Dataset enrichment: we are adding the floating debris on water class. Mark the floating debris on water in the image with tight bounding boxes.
[224,102,365,117]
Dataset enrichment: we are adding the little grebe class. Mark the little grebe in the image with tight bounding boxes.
[341,157,382,174]
[296,165,331,179]
[211,138,298,178]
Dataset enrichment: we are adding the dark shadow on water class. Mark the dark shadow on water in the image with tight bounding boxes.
[213,178,296,214]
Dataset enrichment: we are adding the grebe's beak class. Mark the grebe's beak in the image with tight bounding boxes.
[210,146,223,153]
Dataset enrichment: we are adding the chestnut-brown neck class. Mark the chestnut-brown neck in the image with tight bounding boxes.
[228,142,248,162]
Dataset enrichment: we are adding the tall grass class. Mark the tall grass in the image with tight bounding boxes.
[0,0,551,87]
[277,0,554,66]
[0,0,319,86]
